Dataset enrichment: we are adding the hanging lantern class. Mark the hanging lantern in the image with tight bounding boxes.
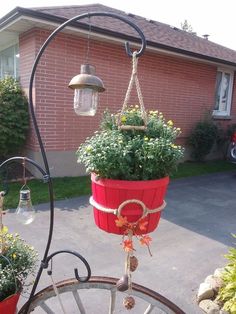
[16,189,35,225]
[68,64,105,116]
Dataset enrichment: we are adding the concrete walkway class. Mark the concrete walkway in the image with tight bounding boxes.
[5,170,236,313]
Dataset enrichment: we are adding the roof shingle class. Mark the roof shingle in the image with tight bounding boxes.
[3,3,236,65]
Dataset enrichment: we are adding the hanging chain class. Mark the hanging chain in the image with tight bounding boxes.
[0,192,4,229]
[0,192,4,254]
[126,231,133,294]
[22,157,27,186]
[85,16,91,64]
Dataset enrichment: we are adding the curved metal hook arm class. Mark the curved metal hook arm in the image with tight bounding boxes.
[43,250,91,283]
[20,11,146,313]
[0,156,49,196]
[0,156,48,178]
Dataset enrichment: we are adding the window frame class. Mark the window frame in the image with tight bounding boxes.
[213,67,234,117]
[0,43,19,80]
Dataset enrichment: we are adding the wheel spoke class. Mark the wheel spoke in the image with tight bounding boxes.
[109,288,116,314]
[144,303,155,313]
[40,301,55,313]
[72,289,86,314]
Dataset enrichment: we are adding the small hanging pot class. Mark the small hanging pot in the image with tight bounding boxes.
[0,291,21,314]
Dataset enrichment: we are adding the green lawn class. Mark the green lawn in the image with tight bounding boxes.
[2,160,235,209]
[171,160,236,179]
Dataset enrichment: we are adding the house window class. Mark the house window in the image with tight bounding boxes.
[213,68,234,117]
[0,44,19,79]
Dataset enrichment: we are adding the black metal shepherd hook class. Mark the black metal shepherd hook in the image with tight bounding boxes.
[0,12,146,313]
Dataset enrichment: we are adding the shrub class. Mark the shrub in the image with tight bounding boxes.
[77,106,184,180]
[217,234,236,314]
[0,77,29,158]
[188,119,218,161]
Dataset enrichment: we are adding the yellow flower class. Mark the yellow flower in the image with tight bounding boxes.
[86,146,92,153]
[0,226,8,234]
[144,137,149,141]
[12,253,17,259]
[171,144,178,149]
[121,115,126,122]
[167,120,173,126]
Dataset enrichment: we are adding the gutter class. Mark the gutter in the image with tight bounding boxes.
[1,6,236,68]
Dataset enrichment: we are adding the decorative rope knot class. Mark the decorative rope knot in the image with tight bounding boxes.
[89,197,166,221]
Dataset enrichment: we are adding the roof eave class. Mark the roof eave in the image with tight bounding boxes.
[147,41,236,68]
[1,7,236,68]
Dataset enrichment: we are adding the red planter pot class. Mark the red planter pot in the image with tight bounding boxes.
[0,291,20,314]
[91,174,169,234]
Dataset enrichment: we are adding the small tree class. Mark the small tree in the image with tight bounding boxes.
[0,77,29,158]
[181,20,195,34]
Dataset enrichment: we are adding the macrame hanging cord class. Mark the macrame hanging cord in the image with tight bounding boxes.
[118,51,148,130]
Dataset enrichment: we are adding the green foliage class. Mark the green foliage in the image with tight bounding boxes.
[188,119,219,161]
[77,106,184,180]
[0,227,38,301]
[0,77,29,158]
[217,234,236,314]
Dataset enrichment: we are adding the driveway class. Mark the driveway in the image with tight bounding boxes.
[4,170,236,313]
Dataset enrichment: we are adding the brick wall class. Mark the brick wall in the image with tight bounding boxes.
[19,28,236,154]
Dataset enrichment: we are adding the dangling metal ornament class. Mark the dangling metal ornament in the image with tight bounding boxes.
[123,296,135,310]
[130,256,138,272]
[116,274,129,292]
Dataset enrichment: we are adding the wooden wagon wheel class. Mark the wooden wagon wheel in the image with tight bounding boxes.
[19,276,185,314]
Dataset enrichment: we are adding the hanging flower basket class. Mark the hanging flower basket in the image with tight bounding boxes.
[0,291,21,314]
[0,221,38,314]
[77,51,184,235]
[90,173,169,234]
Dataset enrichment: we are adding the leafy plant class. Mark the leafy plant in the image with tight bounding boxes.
[0,226,38,301]
[77,106,184,180]
[0,77,29,158]
[188,119,218,161]
[217,234,236,314]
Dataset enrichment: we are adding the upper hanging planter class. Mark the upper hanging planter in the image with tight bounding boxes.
[76,52,184,235]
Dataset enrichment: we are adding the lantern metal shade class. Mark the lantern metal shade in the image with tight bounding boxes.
[68,64,105,92]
